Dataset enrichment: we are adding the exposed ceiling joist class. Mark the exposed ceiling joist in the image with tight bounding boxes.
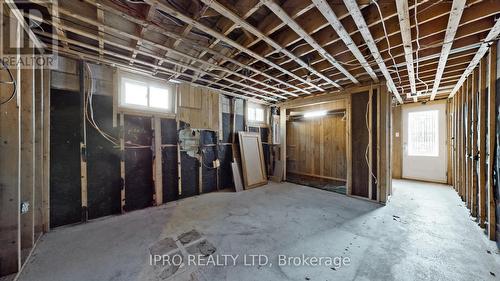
[396,0,417,96]
[448,18,500,98]
[31,19,287,100]
[261,0,358,85]
[80,0,306,95]
[42,35,278,103]
[199,0,343,89]
[430,0,467,100]
[312,0,378,83]
[43,1,303,98]
[343,0,403,104]
[144,0,321,93]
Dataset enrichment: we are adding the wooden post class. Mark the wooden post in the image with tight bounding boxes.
[446,100,453,185]
[20,53,35,250]
[34,64,43,236]
[367,87,373,200]
[478,56,487,227]
[41,67,50,232]
[119,113,125,213]
[487,44,497,240]
[153,116,163,205]
[461,85,466,201]
[79,62,88,222]
[466,75,472,209]
[346,94,352,195]
[471,68,478,217]
[378,84,391,203]
[0,15,21,276]
[280,107,286,181]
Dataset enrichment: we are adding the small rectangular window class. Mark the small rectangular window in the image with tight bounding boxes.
[247,105,265,123]
[119,73,174,113]
[408,110,439,157]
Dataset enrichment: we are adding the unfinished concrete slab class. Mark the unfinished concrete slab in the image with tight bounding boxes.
[17,180,500,281]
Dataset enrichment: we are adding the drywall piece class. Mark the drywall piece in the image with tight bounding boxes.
[238,132,267,189]
[50,89,82,227]
[351,92,370,198]
[231,162,244,192]
[270,160,283,182]
[86,95,121,219]
[123,115,153,211]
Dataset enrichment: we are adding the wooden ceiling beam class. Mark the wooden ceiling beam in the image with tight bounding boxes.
[34,28,287,100]
[449,19,500,98]
[312,20,490,84]
[42,36,276,103]
[260,0,443,80]
[343,0,402,103]
[272,0,455,83]
[274,0,489,84]
[56,0,305,96]
[430,0,466,100]
[312,0,378,82]
[29,12,294,100]
[144,0,319,93]
[396,0,417,95]
[261,0,358,85]
[200,0,342,89]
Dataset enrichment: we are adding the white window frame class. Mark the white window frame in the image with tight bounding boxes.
[247,103,266,124]
[118,70,176,115]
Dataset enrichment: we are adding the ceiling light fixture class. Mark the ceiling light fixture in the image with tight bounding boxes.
[303,110,327,118]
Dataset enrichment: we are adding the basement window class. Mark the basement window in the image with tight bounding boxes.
[119,72,174,113]
[408,110,439,157]
[248,107,265,123]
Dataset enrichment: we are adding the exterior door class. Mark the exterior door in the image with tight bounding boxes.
[402,102,447,183]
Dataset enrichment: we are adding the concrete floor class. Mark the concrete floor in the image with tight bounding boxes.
[17,180,500,281]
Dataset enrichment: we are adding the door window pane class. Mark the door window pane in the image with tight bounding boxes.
[408,110,439,157]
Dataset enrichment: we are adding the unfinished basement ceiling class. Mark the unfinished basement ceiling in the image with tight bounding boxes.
[22,0,500,103]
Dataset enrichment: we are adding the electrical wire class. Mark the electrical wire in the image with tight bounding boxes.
[84,62,151,149]
[372,0,404,96]
[365,95,378,186]
[269,42,309,60]
[0,60,17,105]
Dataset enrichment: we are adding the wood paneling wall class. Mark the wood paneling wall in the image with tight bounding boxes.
[286,107,347,181]
[178,84,219,130]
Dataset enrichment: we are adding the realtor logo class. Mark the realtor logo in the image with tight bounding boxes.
[0,0,58,69]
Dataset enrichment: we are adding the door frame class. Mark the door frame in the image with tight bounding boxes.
[401,100,448,184]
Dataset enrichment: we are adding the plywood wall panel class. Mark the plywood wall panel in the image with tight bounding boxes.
[286,110,347,181]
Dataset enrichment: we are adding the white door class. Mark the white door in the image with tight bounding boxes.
[402,102,447,183]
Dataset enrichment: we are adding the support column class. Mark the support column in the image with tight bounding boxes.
[478,56,487,227]
[20,52,35,250]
